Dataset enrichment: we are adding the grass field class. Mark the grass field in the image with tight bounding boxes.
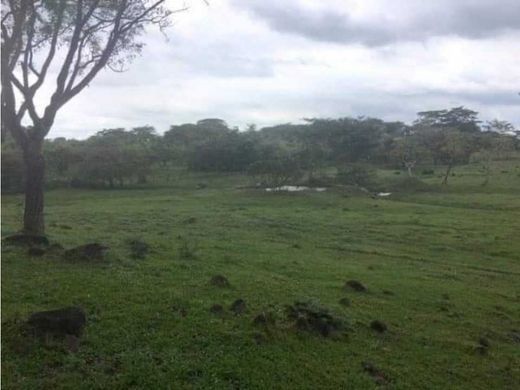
[2,163,520,389]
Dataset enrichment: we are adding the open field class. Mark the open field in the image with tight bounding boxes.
[2,164,520,389]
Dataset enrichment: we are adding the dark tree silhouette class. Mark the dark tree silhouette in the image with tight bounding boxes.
[1,0,184,235]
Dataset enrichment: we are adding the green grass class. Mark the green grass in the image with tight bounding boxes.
[2,166,520,389]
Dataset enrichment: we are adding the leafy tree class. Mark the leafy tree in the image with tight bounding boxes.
[415,106,481,133]
[248,152,302,188]
[416,126,478,184]
[1,0,181,235]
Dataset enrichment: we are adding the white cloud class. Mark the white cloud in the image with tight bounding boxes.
[28,0,519,139]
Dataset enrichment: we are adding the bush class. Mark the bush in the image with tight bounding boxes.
[336,165,375,188]
[248,157,302,187]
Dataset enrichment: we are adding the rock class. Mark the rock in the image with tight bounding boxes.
[63,243,108,261]
[210,275,230,288]
[344,280,367,292]
[230,299,247,315]
[3,234,49,247]
[370,320,388,333]
[28,306,86,337]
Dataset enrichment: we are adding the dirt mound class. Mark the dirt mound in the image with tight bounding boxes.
[370,320,388,333]
[28,306,86,337]
[286,301,344,337]
[362,361,390,386]
[3,234,49,247]
[128,239,150,259]
[252,312,275,328]
[209,304,224,316]
[230,299,247,315]
[210,275,230,288]
[63,243,108,261]
[344,280,367,292]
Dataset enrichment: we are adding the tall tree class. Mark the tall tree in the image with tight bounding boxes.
[415,106,481,133]
[1,0,184,235]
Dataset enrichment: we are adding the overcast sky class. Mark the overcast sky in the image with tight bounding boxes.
[38,0,520,138]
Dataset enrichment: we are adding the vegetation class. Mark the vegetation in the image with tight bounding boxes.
[2,162,520,389]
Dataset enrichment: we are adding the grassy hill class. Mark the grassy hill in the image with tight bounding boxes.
[2,163,520,389]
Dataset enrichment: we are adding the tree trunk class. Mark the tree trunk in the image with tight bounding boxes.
[22,139,46,235]
[442,164,452,185]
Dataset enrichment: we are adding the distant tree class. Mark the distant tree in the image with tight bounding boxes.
[417,127,478,184]
[1,135,24,193]
[483,119,517,136]
[1,0,182,235]
[336,164,375,188]
[415,106,481,133]
[390,133,423,177]
[248,153,302,188]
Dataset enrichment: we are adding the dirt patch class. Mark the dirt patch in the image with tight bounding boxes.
[63,243,108,261]
[344,280,367,292]
[286,301,345,337]
[210,275,230,288]
[230,299,247,315]
[362,361,390,386]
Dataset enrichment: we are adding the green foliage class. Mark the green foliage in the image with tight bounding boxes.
[1,139,25,193]
[1,164,519,389]
[248,155,303,187]
[336,164,375,188]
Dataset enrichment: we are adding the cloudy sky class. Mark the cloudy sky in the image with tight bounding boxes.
[38,0,520,138]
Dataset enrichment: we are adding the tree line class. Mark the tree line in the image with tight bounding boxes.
[2,107,519,193]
